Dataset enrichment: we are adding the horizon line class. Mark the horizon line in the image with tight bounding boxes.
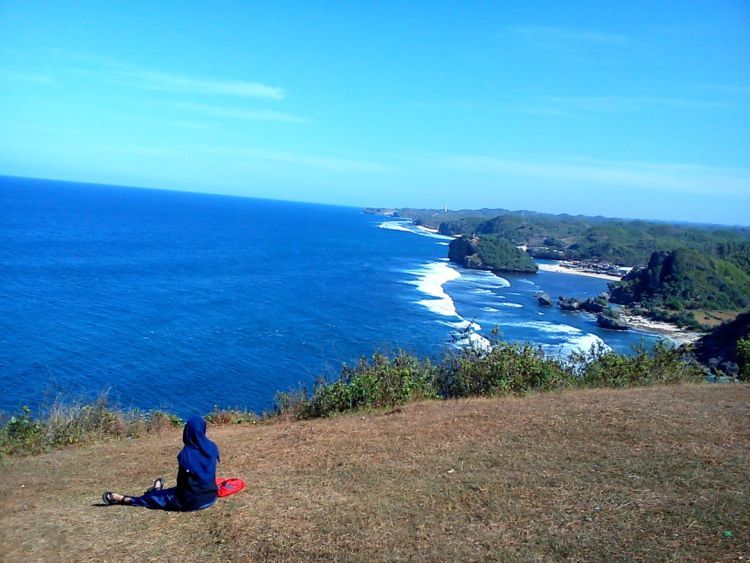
[2,173,748,229]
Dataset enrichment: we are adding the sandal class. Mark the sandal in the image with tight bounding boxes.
[145,477,164,494]
[102,492,119,505]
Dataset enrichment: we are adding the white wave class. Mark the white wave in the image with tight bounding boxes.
[449,319,482,331]
[378,220,413,233]
[499,302,523,308]
[437,242,449,246]
[544,333,610,358]
[378,220,453,240]
[518,279,536,285]
[464,270,511,288]
[482,307,499,312]
[414,225,454,240]
[405,261,461,318]
[502,321,582,335]
[473,288,494,295]
[454,331,491,351]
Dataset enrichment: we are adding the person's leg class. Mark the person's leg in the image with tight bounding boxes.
[128,488,181,511]
[144,477,164,494]
[102,492,134,505]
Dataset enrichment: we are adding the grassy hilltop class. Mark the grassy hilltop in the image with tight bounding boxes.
[1,344,749,560]
[1,385,748,561]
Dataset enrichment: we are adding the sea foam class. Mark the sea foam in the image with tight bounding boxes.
[543,333,610,358]
[405,261,461,318]
[502,320,582,335]
[378,220,453,241]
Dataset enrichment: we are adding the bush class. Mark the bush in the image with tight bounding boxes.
[206,408,259,425]
[570,341,703,388]
[435,342,573,398]
[0,395,183,457]
[738,337,750,382]
[296,352,438,419]
[2,340,710,454]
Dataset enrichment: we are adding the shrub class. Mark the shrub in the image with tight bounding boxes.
[435,342,573,398]
[0,394,183,457]
[570,341,703,388]
[296,352,438,419]
[206,408,259,425]
[738,337,750,382]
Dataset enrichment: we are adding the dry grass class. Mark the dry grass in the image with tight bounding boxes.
[693,310,740,328]
[1,384,748,561]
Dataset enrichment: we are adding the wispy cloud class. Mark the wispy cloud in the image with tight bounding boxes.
[176,102,307,123]
[54,51,284,99]
[508,26,627,46]
[440,154,750,196]
[195,145,386,173]
[121,69,284,99]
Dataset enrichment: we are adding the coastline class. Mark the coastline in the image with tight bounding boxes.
[389,215,701,347]
[619,312,702,345]
[536,262,622,281]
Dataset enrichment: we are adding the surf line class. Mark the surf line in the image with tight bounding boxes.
[404,261,490,349]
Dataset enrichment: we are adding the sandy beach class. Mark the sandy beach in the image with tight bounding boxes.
[536,262,622,281]
[619,312,702,345]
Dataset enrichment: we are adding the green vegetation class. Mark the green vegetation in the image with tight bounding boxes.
[289,352,438,419]
[448,235,538,273]
[284,341,702,419]
[2,342,706,454]
[0,395,182,457]
[398,207,750,328]
[738,337,750,381]
[610,248,750,326]
[693,312,750,380]
[400,207,750,268]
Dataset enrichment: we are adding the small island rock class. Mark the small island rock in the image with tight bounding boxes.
[558,297,581,311]
[597,308,629,330]
[537,292,553,306]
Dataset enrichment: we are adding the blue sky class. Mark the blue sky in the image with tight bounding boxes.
[1,1,749,224]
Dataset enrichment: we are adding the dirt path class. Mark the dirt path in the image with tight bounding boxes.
[1,384,748,561]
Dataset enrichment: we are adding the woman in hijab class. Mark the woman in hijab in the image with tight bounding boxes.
[102,416,220,511]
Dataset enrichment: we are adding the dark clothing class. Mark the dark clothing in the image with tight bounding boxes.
[176,465,218,510]
[129,416,220,512]
[130,486,215,512]
[179,417,220,477]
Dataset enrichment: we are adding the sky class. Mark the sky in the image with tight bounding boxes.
[1,1,749,224]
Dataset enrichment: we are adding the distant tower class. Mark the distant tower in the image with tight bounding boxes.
[444,204,448,213]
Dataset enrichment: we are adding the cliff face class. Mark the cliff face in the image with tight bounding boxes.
[609,248,750,312]
[448,235,538,274]
[692,312,750,378]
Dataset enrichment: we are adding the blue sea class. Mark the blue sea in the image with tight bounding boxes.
[0,177,660,416]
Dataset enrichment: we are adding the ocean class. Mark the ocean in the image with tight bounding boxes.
[0,177,660,416]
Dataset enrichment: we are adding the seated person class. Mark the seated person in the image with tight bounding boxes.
[103,416,219,512]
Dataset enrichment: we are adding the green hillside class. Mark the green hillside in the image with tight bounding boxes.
[448,235,538,273]
[400,208,750,268]
[609,248,750,326]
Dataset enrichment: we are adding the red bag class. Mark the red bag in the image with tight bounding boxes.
[215,477,246,498]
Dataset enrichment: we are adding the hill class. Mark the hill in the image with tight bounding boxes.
[1,385,748,561]
[395,207,750,328]
[692,312,750,377]
[609,248,750,327]
[448,235,538,273]
[398,208,750,267]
